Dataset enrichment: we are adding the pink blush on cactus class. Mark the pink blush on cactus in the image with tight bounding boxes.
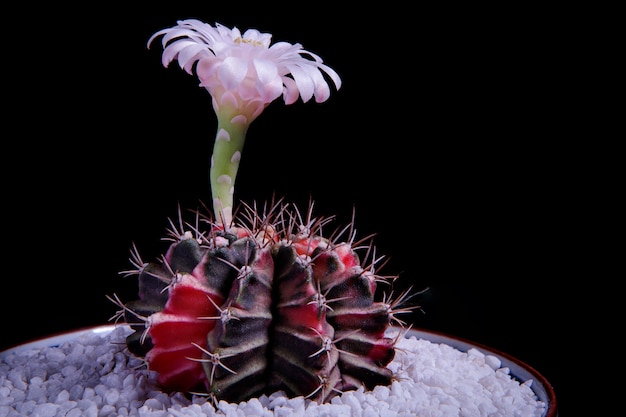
[145,344,208,391]
[148,314,214,347]
[164,274,224,317]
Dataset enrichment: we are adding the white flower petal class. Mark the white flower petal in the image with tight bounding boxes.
[285,64,315,103]
[176,43,212,72]
[252,59,282,102]
[318,63,342,90]
[160,40,194,67]
[252,59,279,86]
[218,57,249,91]
[314,82,331,103]
[196,58,220,85]
[282,77,300,105]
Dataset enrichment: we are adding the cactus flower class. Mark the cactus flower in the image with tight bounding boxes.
[148,19,342,226]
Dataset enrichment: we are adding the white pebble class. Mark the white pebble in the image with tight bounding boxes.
[66,408,84,417]
[485,354,501,370]
[0,326,548,417]
[44,348,66,362]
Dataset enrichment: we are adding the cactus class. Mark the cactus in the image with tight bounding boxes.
[109,19,419,404]
[111,200,416,403]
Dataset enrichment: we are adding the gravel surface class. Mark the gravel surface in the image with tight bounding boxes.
[0,326,547,416]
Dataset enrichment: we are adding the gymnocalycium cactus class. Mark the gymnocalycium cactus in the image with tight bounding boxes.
[109,19,418,404]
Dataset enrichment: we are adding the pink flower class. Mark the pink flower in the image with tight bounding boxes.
[148,19,342,123]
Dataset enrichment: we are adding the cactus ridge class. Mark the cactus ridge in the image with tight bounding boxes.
[110,198,419,404]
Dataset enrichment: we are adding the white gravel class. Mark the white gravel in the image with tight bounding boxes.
[0,326,547,417]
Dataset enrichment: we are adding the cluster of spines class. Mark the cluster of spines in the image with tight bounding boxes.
[109,199,417,404]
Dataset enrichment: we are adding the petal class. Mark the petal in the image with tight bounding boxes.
[300,64,332,103]
[160,40,196,67]
[252,59,282,102]
[317,63,342,90]
[252,59,279,86]
[313,82,331,103]
[284,64,315,103]
[218,57,249,90]
[176,43,212,71]
[282,77,300,105]
[257,77,283,103]
[196,58,220,84]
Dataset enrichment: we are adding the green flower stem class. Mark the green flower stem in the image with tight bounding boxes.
[210,112,250,227]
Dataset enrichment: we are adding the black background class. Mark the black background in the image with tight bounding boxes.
[3,4,589,416]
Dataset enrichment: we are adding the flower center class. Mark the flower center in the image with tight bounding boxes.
[234,36,264,47]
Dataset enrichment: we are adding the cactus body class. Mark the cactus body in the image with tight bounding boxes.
[118,201,412,403]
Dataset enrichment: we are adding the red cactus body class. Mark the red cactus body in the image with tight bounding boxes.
[115,200,414,404]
